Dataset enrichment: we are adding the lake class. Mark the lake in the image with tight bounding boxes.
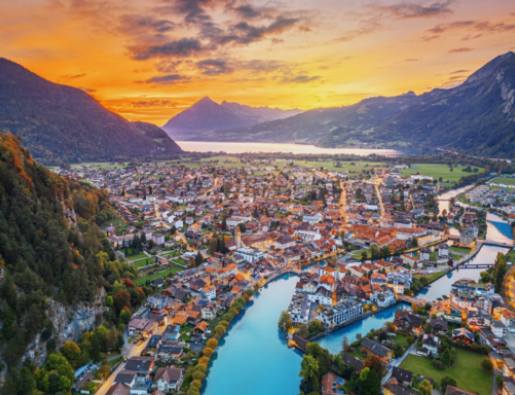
[177,141,400,157]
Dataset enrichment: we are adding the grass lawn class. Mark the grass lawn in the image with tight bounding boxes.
[489,176,515,186]
[414,271,446,283]
[391,333,410,351]
[136,263,185,285]
[401,163,483,187]
[401,349,492,395]
[449,246,471,255]
[160,249,181,258]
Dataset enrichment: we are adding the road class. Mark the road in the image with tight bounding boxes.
[95,325,167,395]
[338,180,348,230]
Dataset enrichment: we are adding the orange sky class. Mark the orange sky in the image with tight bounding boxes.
[2,0,515,125]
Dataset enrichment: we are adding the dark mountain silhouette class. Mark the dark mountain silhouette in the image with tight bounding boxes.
[169,52,515,158]
[163,96,300,140]
[0,58,182,164]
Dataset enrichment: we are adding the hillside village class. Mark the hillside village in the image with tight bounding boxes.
[58,158,514,395]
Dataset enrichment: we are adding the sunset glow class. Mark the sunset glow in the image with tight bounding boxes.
[2,0,515,124]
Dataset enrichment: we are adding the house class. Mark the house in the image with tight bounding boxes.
[421,334,440,356]
[235,247,264,263]
[502,357,515,379]
[429,317,448,334]
[438,244,449,259]
[321,371,345,395]
[452,328,475,344]
[157,341,183,362]
[391,367,412,387]
[361,338,393,364]
[383,380,416,395]
[394,310,424,335]
[444,385,476,395]
[124,357,153,379]
[154,366,183,393]
[128,318,155,338]
[106,383,130,395]
[341,352,364,372]
[371,290,396,308]
[501,380,515,395]
[491,320,506,338]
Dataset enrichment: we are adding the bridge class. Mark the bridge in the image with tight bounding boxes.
[478,240,513,249]
[397,295,428,306]
[460,263,492,269]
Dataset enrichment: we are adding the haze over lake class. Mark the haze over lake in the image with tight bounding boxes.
[177,141,400,156]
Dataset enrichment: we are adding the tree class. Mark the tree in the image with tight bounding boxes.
[418,379,432,395]
[300,354,320,394]
[481,359,493,371]
[279,311,293,333]
[206,338,218,349]
[61,340,82,369]
[36,352,74,394]
[440,376,457,392]
[113,289,131,313]
[493,253,507,293]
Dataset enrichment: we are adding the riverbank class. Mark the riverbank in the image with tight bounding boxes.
[203,275,302,395]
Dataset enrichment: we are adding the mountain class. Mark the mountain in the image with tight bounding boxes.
[0,58,182,164]
[162,96,300,140]
[216,52,515,158]
[0,133,145,393]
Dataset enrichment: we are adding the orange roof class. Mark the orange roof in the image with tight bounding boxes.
[320,274,335,286]
[195,321,209,332]
[171,312,187,325]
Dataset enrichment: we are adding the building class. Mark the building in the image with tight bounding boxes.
[154,366,183,393]
[235,247,264,263]
[319,299,363,329]
[361,338,393,364]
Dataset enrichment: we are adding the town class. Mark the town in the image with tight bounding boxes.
[56,156,514,395]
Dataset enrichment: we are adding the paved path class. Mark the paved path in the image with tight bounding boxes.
[382,342,417,385]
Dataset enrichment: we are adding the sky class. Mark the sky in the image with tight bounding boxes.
[1,0,515,125]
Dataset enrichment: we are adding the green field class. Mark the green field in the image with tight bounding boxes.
[274,159,385,174]
[136,263,185,285]
[489,176,515,186]
[70,161,128,170]
[401,349,492,395]
[401,164,483,187]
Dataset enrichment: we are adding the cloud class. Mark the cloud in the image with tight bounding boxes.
[197,58,233,75]
[374,1,454,19]
[450,69,469,74]
[281,74,320,84]
[233,4,265,19]
[404,58,419,62]
[142,73,189,84]
[130,38,204,60]
[60,72,86,80]
[337,17,382,42]
[448,47,472,53]
[119,14,174,36]
[424,18,515,40]
[213,16,301,46]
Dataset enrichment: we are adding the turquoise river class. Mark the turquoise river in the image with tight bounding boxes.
[203,243,510,395]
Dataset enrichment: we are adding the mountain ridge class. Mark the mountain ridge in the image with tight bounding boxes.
[163,52,515,158]
[0,58,182,164]
[163,96,301,140]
